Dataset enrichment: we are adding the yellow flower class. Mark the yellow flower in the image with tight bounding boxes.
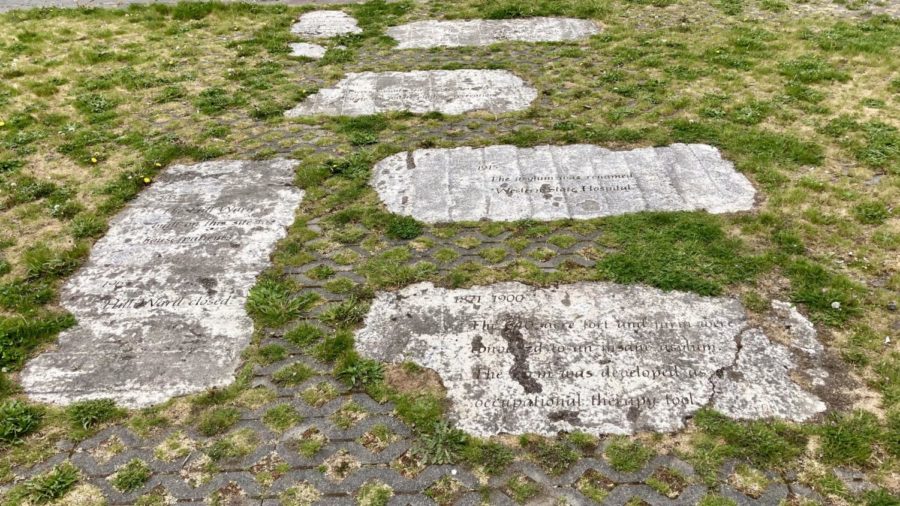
[143,177,151,184]
[0,120,5,127]
[154,162,162,168]
[91,157,98,164]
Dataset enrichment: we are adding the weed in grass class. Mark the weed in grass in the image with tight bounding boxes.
[197,407,240,437]
[247,277,319,327]
[110,459,151,493]
[336,355,384,388]
[0,399,42,443]
[67,398,125,430]
[320,297,370,328]
[321,153,373,180]
[17,462,79,503]
[414,421,468,465]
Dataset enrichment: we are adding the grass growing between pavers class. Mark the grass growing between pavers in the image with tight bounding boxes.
[0,0,898,503]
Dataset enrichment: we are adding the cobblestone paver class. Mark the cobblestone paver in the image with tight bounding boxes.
[3,221,845,504]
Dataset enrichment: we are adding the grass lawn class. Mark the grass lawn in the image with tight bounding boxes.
[0,0,897,503]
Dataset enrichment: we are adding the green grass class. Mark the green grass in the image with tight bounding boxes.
[246,277,319,327]
[605,437,655,472]
[11,462,79,503]
[262,404,301,432]
[272,362,316,386]
[66,398,125,432]
[110,459,151,493]
[691,409,807,471]
[0,400,42,443]
[1,0,899,497]
[196,407,241,437]
[596,212,766,296]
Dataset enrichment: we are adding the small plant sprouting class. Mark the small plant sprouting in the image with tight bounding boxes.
[415,421,468,465]
[110,459,151,493]
[66,398,125,430]
[336,355,384,388]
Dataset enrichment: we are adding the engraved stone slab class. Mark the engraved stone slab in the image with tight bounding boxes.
[291,10,361,38]
[356,282,826,436]
[284,70,537,117]
[21,160,304,408]
[388,17,601,49]
[290,42,327,59]
[372,144,756,223]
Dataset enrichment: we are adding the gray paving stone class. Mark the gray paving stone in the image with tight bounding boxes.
[285,70,537,117]
[372,144,757,223]
[21,160,304,408]
[356,281,827,436]
[388,17,601,49]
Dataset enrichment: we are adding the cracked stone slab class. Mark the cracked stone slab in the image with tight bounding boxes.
[387,17,601,49]
[284,70,537,117]
[371,144,756,223]
[290,42,327,59]
[355,282,826,436]
[290,10,361,38]
[21,160,304,408]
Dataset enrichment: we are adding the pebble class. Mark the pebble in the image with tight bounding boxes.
[888,301,897,311]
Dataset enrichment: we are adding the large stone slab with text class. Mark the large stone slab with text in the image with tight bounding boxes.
[372,144,756,223]
[356,282,827,436]
[22,160,304,408]
[285,70,537,117]
[388,17,601,49]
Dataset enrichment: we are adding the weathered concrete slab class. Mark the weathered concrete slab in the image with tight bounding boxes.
[284,70,537,117]
[355,282,826,436]
[290,42,328,59]
[21,160,304,408]
[371,144,756,223]
[388,17,601,49]
[291,10,362,38]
